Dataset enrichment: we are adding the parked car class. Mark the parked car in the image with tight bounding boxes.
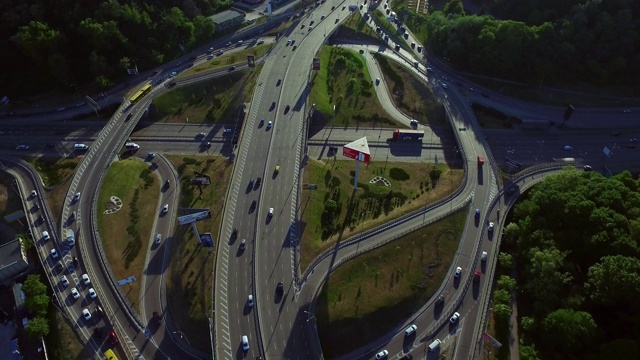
[488,222,494,232]
[108,331,119,345]
[71,287,80,299]
[450,312,460,323]
[82,273,91,285]
[247,294,254,307]
[88,288,97,299]
[42,231,50,241]
[405,324,417,336]
[268,208,274,217]
[481,251,488,261]
[82,309,92,321]
[162,204,169,214]
[50,248,59,259]
[155,234,162,245]
[454,267,462,277]
[61,275,69,287]
[241,335,249,351]
[375,350,389,359]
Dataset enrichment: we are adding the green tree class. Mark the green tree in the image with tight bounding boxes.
[541,309,597,354]
[497,275,516,292]
[523,246,572,313]
[26,316,49,339]
[22,275,47,297]
[585,255,640,306]
[25,294,49,317]
[493,303,511,321]
[498,252,513,271]
[324,199,338,214]
[520,343,541,360]
[493,289,510,305]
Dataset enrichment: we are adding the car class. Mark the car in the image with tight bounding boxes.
[247,294,254,307]
[488,222,494,232]
[284,105,290,114]
[82,273,91,285]
[225,41,232,46]
[405,324,417,336]
[207,55,214,60]
[563,145,572,151]
[165,179,170,187]
[270,101,276,111]
[331,5,335,10]
[450,312,460,323]
[441,83,448,89]
[73,192,81,201]
[623,109,632,113]
[55,260,63,272]
[335,18,340,24]
[275,165,280,174]
[248,178,254,187]
[309,20,314,26]
[229,66,236,71]
[468,87,474,91]
[292,45,297,51]
[197,132,206,138]
[267,120,273,129]
[375,78,380,85]
[255,177,261,188]
[300,24,305,29]
[268,208,274,217]
[375,350,389,359]
[162,204,169,214]
[454,267,462,277]
[71,287,80,299]
[435,295,445,307]
[30,190,37,198]
[630,138,639,143]
[426,66,433,72]
[108,331,119,345]
[287,39,292,45]
[223,128,233,133]
[232,227,238,239]
[241,335,249,351]
[16,144,29,150]
[217,50,224,56]
[474,269,482,281]
[411,42,415,48]
[240,239,246,250]
[51,248,59,259]
[320,15,325,20]
[342,5,346,10]
[72,256,79,267]
[417,45,423,52]
[169,71,177,77]
[94,305,104,317]
[276,282,284,296]
[208,46,214,53]
[583,165,592,171]
[237,40,244,45]
[69,211,76,221]
[82,308,92,321]
[481,251,488,261]
[257,39,264,45]
[475,209,480,218]
[259,118,265,127]
[276,79,281,86]
[61,275,69,287]
[155,233,162,245]
[42,231,50,241]
[88,288,97,299]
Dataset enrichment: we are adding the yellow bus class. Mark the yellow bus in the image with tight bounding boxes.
[129,83,152,104]
[104,349,119,360]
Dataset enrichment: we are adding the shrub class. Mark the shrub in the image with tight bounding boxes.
[389,167,410,181]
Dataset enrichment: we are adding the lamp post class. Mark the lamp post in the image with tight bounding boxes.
[173,331,191,345]
[303,310,316,323]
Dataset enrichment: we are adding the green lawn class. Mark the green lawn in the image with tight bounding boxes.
[178,44,271,78]
[151,66,261,123]
[96,158,160,310]
[309,46,399,128]
[316,208,468,358]
[300,158,464,270]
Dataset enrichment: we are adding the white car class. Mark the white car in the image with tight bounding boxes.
[155,234,162,245]
[74,192,81,201]
[268,208,274,217]
[162,204,169,214]
[70,287,80,299]
[247,294,254,307]
[82,308,92,321]
[267,120,273,129]
[450,312,460,323]
[563,145,572,151]
[241,335,249,351]
[88,288,97,299]
[50,248,59,259]
[16,144,29,150]
[225,41,232,46]
[60,275,69,287]
[441,83,448,89]
[481,251,488,261]
[375,350,389,359]
[287,39,292,45]
[30,190,38,197]
[454,267,462,278]
[42,231,50,241]
[488,222,494,232]
[82,273,91,285]
[405,324,417,336]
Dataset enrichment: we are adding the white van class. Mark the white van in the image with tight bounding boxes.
[428,339,442,352]
[125,142,140,150]
[74,144,89,150]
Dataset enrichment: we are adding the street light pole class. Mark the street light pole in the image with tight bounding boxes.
[173,331,191,345]
[303,310,316,323]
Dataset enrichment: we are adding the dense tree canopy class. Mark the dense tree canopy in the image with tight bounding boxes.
[504,169,640,360]
[0,0,228,96]
[425,0,640,92]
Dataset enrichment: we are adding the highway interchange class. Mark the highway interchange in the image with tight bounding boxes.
[1,1,639,360]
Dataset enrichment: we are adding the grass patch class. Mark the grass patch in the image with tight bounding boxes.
[310,46,399,128]
[150,67,260,124]
[26,157,81,187]
[300,159,464,270]
[316,208,468,358]
[96,159,160,311]
[374,53,446,126]
[178,45,271,77]
[164,155,232,353]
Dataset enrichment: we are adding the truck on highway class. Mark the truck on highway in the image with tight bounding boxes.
[388,129,424,141]
[477,156,485,166]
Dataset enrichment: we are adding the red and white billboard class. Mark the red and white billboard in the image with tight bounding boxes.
[343,137,371,163]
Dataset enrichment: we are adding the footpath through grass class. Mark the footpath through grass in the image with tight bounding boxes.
[96,159,160,311]
[164,155,232,352]
[310,46,399,128]
[316,208,468,358]
[300,158,464,270]
[151,66,261,124]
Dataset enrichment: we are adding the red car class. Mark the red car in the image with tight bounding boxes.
[474,270,481,281]
[108,330,119,346]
